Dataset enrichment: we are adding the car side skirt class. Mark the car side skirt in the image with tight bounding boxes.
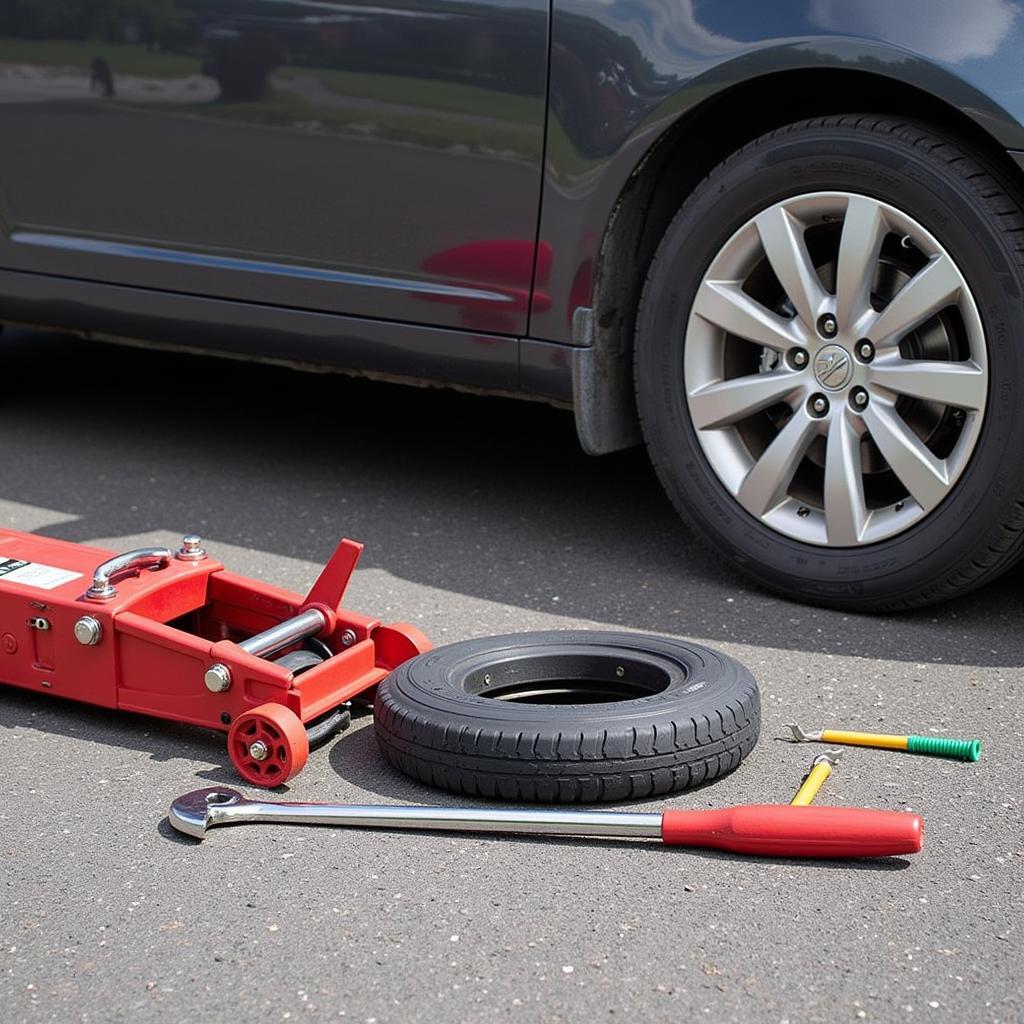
[0,269,573,405]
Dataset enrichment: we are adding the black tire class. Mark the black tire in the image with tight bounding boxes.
[373,630,759,803]
[635,116,1024,611]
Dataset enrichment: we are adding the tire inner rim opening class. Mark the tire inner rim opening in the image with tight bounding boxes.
[684,191,987,547]
[466,653,674,704]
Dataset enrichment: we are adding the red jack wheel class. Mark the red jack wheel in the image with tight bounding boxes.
[228,703,309,787]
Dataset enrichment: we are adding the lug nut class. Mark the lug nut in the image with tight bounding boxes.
[851,388,869,409]
[817,314,838,339]
[810,395,829,416]
[204,663,232,693]
[857,340,875,362]
[249,740,269,761]
[791,348,808,368]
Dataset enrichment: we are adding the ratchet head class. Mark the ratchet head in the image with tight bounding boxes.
[169,786,245,839]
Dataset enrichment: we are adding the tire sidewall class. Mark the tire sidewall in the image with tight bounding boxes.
[635,123,1024,605]
[381,630,750,731]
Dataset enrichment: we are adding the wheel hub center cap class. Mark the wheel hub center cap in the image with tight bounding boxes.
[814,344,853,390]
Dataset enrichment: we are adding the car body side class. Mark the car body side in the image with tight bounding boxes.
[1,0,1023,451]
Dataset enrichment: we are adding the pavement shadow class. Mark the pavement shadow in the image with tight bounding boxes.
[0,685,226,764]
[1,328,1020,666]
[0,685,327,794]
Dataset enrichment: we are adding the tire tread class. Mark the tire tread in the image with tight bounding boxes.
[375,632,760,803]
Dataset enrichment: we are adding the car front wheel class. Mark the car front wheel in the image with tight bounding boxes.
[635,116,1024,610]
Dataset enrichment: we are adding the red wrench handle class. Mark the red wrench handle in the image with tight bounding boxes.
[661,804,923,858]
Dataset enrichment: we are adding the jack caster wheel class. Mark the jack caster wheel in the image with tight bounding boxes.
[228,703,310,787]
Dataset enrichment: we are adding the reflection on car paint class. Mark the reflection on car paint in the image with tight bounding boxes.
[419,240,552,332]
[0,0,547,335]
[0,0,1022,352]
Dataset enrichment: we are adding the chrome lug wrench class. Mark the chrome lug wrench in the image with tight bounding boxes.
[168,787,923,858]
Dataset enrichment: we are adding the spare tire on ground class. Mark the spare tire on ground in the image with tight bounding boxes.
[374,630,760,803]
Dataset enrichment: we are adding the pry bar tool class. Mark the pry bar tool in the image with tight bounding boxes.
[170,788,923,859]
[785,724,980,762]
[790,750,842,806]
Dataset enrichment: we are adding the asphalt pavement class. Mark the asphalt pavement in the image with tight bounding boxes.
[1,327,1021,1024]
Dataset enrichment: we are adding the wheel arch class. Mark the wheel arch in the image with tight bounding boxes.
[579,62,1024,455]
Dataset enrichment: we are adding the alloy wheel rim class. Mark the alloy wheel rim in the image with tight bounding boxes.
[684,191,987,547]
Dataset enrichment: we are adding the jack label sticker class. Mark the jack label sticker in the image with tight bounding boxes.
[0,558,83,591]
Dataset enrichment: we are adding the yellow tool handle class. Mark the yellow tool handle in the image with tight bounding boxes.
[820,729,908,750]
[790,761,833,805]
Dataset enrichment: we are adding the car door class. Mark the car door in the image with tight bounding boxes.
[0,0,549,336]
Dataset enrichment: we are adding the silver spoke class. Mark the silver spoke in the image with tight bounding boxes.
[824,412,867,545]
[869,255,962,349]
[754,205,828,327]
[685,191,986,547]
[862,402,949,511]
[737,408,818,517]
[689,371,803,430]
[835,196,887,329]
[693,279,803,351]
[869,359,986,410]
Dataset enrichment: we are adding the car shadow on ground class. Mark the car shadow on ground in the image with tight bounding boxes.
[1,328,1020,666]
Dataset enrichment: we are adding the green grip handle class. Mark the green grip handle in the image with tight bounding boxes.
[907,735,981,761]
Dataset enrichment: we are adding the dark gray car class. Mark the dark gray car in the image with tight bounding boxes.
[2,0,1023,610]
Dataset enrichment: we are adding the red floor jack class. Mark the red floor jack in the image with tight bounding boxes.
[0,528,429,786]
